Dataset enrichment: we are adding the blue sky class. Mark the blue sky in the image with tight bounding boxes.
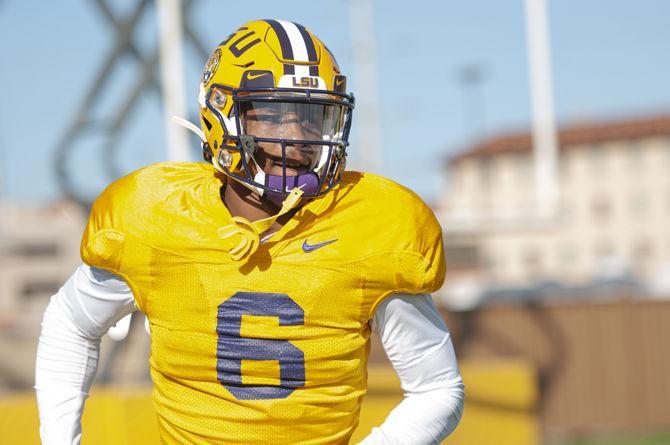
[1,0,669,204]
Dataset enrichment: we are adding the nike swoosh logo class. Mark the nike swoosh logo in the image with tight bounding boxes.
[302,238,338,253]
[246,72,268,80]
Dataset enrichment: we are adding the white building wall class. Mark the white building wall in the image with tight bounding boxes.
[441,134,670,290]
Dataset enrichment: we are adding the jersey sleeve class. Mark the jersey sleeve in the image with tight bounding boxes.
[362,180,447,317]
[377,206,445,293]
[81,187,125,275]
[393,205,445,294]
[80,171,152,312]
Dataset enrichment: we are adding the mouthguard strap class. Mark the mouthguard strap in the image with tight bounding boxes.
[217,187,304,261]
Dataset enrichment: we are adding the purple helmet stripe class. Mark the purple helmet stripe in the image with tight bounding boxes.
[264,19,295,75]
[294,23,318,62]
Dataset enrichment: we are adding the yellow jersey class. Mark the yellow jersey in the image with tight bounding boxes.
[81,162,445,444]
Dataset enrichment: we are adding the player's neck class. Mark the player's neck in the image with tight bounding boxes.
[223,180,276,220]
[222,181,296,232]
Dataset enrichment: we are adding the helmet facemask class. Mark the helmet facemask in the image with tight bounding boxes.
[206,85,354,207]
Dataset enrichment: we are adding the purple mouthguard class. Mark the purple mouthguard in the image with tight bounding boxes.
[264,172,320,207]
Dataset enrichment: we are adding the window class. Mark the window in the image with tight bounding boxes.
[522,247,542,272]
[479,157,491,187]
[7,242,59,258]
[560,199,573,222]
[559,244,577,266]
[591,195,612,223]
[595,241,614,260]
[515,155,532,186]
[22,281,62,299]
[633,240,652,260]
[629,192,648,215]
[590,144,607,175]
[444,244,480,270]
[627,139,645,169]
[559,153,571,179]
[632,239,653,272]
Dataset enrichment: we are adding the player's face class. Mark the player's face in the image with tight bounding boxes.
[241,102,326,177]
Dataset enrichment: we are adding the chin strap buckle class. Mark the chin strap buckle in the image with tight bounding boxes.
[217,187,304,261]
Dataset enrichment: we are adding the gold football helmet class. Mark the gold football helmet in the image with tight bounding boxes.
[199,19,354,205]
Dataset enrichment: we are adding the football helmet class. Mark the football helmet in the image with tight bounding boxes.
[199,19,354,206]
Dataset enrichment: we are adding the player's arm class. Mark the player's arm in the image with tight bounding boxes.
[34,264,135,445]
[360,293,464,445]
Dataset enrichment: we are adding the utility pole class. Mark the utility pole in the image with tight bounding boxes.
[157,0,190,161]
[348,0,383,174]
[525,0,559,218]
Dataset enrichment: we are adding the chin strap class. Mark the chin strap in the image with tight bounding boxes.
[217,187,304,261]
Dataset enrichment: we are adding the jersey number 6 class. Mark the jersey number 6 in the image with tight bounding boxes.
[216,292,305,400]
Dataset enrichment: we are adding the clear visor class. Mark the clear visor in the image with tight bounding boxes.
[239,101,347,142]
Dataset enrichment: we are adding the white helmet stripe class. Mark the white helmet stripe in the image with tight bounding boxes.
[277,20,310,78]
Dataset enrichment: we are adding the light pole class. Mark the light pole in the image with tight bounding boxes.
[525,0,559,218]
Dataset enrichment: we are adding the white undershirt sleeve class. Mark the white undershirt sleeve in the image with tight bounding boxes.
[34,264,135,445]
[358,294,464,445]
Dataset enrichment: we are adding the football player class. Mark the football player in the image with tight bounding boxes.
[35,19,463,444]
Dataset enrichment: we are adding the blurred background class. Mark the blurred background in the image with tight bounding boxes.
[1,0,669,444]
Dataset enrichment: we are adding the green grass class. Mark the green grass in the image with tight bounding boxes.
[548,432,670,445]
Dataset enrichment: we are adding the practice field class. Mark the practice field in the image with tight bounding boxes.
[1,359,539,444]
[550,433,670,445]
[352,361,539,445]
